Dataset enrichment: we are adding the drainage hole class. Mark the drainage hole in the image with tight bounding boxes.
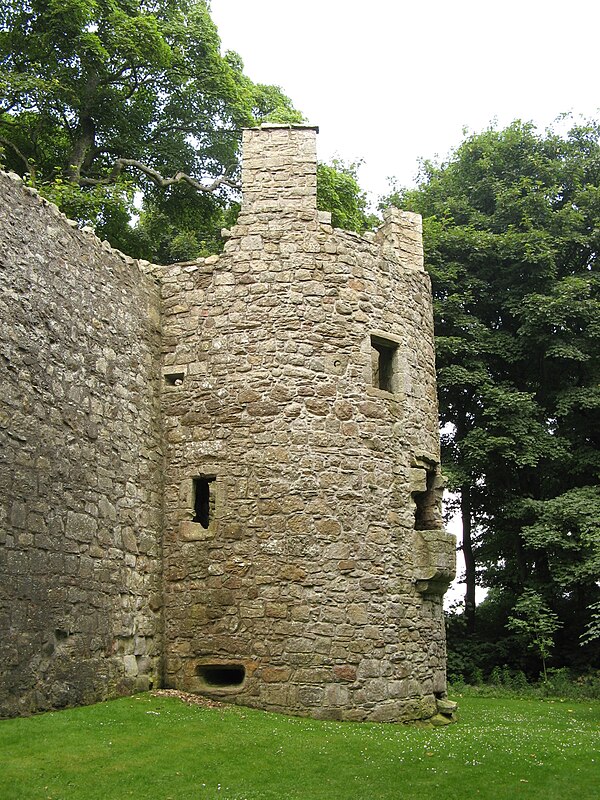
[197,664,245,687]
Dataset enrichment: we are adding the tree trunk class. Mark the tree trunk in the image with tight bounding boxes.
[66,73,102,183]
[515,534,528,587]
[66,115,96,183]
[461,483,476,635]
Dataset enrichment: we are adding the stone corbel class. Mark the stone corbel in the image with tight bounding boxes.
[413,529,456,595]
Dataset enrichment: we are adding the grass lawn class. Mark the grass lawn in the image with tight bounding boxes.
[0,693,598,800]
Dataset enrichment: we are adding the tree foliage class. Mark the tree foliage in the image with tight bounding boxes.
[0,1,380,256]
[0,0,302,256]
[386,119,600,668]
[316,159,378,234]
[507,589,562,681]
[581,600,600,646]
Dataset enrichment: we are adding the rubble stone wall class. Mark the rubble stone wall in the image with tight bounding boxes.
[0,173,164,717]
[159,126,455,723]
[0,125,454,723]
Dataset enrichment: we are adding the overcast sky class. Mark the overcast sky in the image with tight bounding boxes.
[212,0,600,205]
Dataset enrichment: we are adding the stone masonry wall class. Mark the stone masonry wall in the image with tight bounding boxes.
[0,172,164,717]
[159,126,455,723]
[0,124,454,723]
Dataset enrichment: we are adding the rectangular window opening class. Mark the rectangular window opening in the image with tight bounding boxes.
[192,476,216,529]
[164,372,185,386]
[371,335,398,393]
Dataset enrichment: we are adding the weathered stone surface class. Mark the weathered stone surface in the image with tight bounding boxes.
[262,667,292,683]
[160,125,455,723]
[0,172,163,717]
[0,124,455,724]
[413,529,457,595]
[430,712,455,726]
[333,665,358,682]
[436,697,458,715]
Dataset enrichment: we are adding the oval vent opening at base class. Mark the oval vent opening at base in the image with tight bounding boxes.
[197,663,246,688]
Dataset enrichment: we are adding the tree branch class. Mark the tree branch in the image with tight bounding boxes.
[120,71,141,103]
[98,62,133,87]
[0,136,35,182]
[0,99,19,116]
[78,158,240,193]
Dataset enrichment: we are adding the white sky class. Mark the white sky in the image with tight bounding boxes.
[210,0,598,606]
[211,0,600,204]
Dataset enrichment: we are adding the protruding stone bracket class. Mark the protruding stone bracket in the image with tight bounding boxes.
[413,529,456,595]
[431,696,458,726]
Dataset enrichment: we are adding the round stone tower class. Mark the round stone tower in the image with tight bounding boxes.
[159,124,455,723]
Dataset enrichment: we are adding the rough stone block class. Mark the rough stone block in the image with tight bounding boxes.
[262,667,291,683]
[297,685,324,707]
[123,655,138,677]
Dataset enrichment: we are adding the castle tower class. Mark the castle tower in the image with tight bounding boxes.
[159,124,455,723]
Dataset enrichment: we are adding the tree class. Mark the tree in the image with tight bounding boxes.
[385,120,600,667]
[0,0,302,256]
[316,160,378,234]
[581,600,600,646]
[507,589,562,681]
[0,2,379,257]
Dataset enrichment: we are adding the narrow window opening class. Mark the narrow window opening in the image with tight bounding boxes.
[371,336,397,392]
[413,470,440,531]
[192,477,215,528]
[164,372,185,386]
[197,663,246,687]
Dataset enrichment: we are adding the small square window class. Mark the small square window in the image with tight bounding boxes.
[371,335,398,393]
[164,372,185,386]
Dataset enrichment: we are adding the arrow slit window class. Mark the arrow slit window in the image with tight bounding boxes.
[371,335,398,393]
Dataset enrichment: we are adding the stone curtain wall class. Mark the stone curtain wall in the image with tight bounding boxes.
[0,173,164,717]
[160,126,455,723]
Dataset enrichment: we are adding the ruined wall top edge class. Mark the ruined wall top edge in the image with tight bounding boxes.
[1,123,424,276]
[0,170,161,279]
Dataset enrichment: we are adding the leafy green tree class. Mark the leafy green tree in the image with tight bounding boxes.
[0,0,302,256]
[581,600,600,646]
[0,1,379,257]
[385,120,600,665]
[316,160,378,233]
[507,589,562,681]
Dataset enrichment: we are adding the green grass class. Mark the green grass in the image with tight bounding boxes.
[0,694,598,800]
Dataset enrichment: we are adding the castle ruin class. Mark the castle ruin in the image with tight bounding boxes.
[0,125,455,723]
